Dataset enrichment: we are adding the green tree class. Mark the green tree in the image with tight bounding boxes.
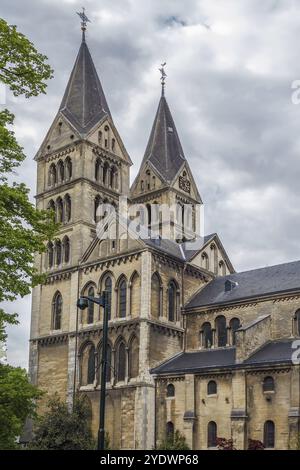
[29,395,96,450]
[157,430,190,450]
[0,364,42,449]
[0,17,57,341]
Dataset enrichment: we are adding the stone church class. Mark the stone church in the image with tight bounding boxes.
[29,28,300,450]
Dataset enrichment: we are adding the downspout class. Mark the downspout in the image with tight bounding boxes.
[73,265,81,407]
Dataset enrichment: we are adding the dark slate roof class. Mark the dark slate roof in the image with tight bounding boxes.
[151,339,294,375]
[244,339,294,365]
[181,234,216,262]
[144,237,184,260]
[151,348,236,375]
[185,259,300,309]
[142,96,186,183]
[59,38,111,136]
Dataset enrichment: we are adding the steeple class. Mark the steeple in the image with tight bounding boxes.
[59,34,111,137]
[141,94,186,184]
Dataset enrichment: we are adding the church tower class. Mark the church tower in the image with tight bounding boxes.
[130,67,202,242]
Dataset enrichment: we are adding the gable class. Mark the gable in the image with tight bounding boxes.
[130,161,165,197]
[172,163,202,203]
[87,117,132,165]
[188,234,234,276]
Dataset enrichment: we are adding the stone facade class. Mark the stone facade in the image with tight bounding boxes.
[29,32,300,450]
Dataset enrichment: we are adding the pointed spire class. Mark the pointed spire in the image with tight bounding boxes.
[59,15,111,137]
[142,93,186,184]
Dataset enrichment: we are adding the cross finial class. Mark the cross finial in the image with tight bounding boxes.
[77,7,91,41]
[159,62,167,97]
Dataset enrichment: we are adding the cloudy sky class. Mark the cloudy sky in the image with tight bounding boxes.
[2,0,300,368]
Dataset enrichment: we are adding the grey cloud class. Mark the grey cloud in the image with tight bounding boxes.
[1,0,300,367]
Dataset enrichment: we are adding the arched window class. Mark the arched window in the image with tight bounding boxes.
[98,130,102,145]
[104,276,112,320]
[146,170,151,190]
[95,159,101,181]
[65,157,72,180]
[219,260,226,276]
[263,376,275,392]
[55,240,62,265]
[87,346,95,385]
[47,199,55,213]
[118,278,127,318]
[216,315,227,347]
[110,166,118,189]
[62,236,70,263]
[56,198,63,223]
[47,242,54,268]
[48,163,57,186]
[168,281,177,322]
[130,272,140,318]
[98,342,112,383]
[87,286,95,324]
[151,273,161,319]
[94,195,101,223]
[230,318,241,345]
[111,138,116,152]
[57,160,64,182]
[295,310,300,336]
[202,252,209,270]
[202,322,212,348]
[152,175,156,189]
[146,204,151,227]
[52,292,62,330]
[166,422,174,441]
[207,380,217,395]
[141,180,144,191]
[103,162,109,185]
[207,421,217,448]
[264,421,275,448]
[128,336,139,379]
[117,341,126,382]
[64,194,71,223]
[166,384,175,397]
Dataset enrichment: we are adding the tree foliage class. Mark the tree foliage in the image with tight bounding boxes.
[29,395,96,450]
[248,438,265,450]
[0,18,53,98]
[157,430,190,450]
[216,437,236,450]
[0,364,42,449]
[0,17,57,341]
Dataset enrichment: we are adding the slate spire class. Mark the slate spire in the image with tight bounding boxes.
[59,34,111,136]
[142,94,186,184]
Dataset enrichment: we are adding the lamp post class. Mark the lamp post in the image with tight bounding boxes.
[77,291,109,450]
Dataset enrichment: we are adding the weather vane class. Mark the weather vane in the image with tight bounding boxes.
[77,7,91,39]
[159,62,167,96]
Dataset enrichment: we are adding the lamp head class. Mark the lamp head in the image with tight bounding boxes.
[77,297,89,310]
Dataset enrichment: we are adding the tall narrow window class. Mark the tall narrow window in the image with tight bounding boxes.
[216,315,227,347]
[111,138,115,152]
[87,346,95,385]
[49,163,57,186]
[48,242,54,268]
[57,160,64,182]
[119,278,127,318]
[98,130,102,145]
[166,422,174,441]
[264,421,275,448]
[103,163,109,185]
[128,336,139,379]
[55,240,62,265]
[63,236,70,263]
[95,159,101,181]
[94,196,101,223]
[168,281,177,322]
[202,322,212,348]
[52,292,62,330]
[207,421,217,448]
[202,252,209,270]
[87,286,95,324]
[117,342,126,382]
[104,276,112,320]
[64,194,71,222]
[151,273,161,319]
[56,198,63,223]
[65,157,72,180]
[230,318,241,345]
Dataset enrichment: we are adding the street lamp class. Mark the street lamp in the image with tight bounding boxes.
[77,291,109,450]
